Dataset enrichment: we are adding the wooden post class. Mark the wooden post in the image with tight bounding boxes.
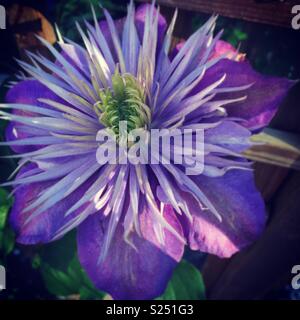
[137,0,294,28]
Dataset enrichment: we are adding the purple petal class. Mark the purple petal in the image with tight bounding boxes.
[169,41,184,60]
[204,120,252,152]
[195,59,294,131]
[59,43,89,76]
[99,17,125,60]
[170,39,243,62]
[209,40,245,62]
[98,4,166,55]
[135,3,167,46]
[77,204,184,300]
[10,163,93,244]
[4,80,64,153]
[140,203,184,262]
[183,170,266,258]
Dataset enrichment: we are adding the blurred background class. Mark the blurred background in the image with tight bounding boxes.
[0,0,300,300]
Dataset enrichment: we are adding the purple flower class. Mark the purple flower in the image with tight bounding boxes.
[0,2,294,299]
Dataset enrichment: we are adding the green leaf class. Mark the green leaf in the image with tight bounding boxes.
[0,228,15,255]
[158,260,206,300]
[0,188,12,230]
[41,262,79,297]
[32,254,41,269]
[39,231,77,270]
[56,0,126,41]
[0,188,15,256]
[37,231,105,299]
[245,128,300,170]
[79,282,105,300]
[233,29,248,41]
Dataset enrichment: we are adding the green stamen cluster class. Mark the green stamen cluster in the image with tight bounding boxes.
[95,72,151,136]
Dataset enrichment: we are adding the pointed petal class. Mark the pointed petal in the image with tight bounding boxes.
[195,59,295,131]
[135,3,167,47]
[98,17,125,60]
[96,4,166,64]
[204,120,252,152]
[4,80,65,153]
[59,43,90,76]
[10,163,95,244]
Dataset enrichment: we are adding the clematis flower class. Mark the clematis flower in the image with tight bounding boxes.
[0,2,294,299]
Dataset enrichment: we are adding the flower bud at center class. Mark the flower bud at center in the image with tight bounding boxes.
[94,71,151,136]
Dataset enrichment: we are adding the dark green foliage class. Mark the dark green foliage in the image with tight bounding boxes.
[56,0,126,41]
[158,260,205,300]
[35,232,105,300]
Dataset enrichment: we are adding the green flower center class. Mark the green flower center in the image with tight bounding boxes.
[94,72,151,136]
